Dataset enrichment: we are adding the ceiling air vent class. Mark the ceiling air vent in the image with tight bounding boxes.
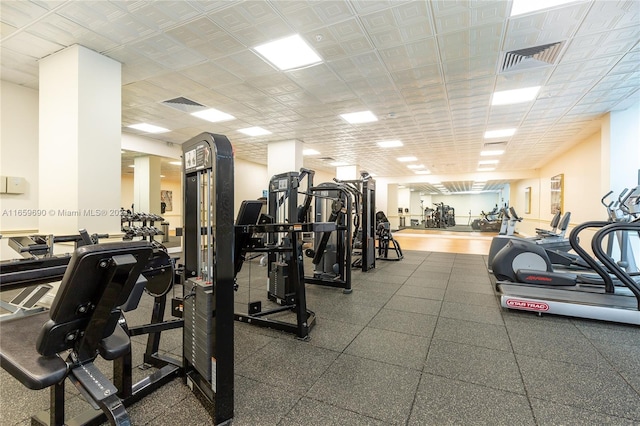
[318,157,336,162]
[484,141,508,148]
[500,41,565,73]
[161,97,206,113]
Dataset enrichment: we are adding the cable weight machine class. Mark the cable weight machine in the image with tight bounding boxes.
[181,132,234,425]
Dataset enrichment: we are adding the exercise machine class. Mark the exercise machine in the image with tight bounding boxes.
[335,172,376,272]
[496,219,640,325]
[0,241,158,425]
[180,132,235,424]
[375,211,403,261]
[305,181,354,293]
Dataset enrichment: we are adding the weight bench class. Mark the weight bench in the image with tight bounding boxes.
[0,241,153,426]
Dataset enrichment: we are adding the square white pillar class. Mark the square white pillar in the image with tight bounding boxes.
[267,140,303,178]
[38,45,121,234]
[134,156,162,214]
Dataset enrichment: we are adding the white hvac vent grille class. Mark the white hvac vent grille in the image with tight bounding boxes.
[484,141,508,148]
[501,41,565,72]
[161,97,206,113]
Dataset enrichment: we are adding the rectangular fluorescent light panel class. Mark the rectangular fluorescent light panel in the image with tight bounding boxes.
[169,161,182,166]
[477,167,496,172]
[238,126,271,136]
[414,170,431,175]
[254,34,322,71]
[492,86,541,105]
[481,150,505,156]
[191,108,235,123]
[340,111,378,124]
[484,128,516,139]
[330,161,349,167]
[303,149,320,156]
[478,160,499,165]
[377,140,403,148]
[128,123,169,133]
[397,156,417,162]
[407,164,425,169]
[510,0,579,16]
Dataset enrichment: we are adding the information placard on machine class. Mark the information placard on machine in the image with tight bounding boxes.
[184,142,212,172]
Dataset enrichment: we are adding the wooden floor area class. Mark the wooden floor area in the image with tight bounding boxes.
[391,228,497,255]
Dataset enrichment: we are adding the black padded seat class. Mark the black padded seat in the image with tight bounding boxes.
[0,241,153,425]
[0,311,67,390]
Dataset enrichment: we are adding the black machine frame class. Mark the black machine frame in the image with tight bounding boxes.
[181,132,235,425]
[232,170,334,340]
[305,181,354,293]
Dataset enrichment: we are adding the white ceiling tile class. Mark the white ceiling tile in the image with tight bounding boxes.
[327,17,366,40]
[128,1,201,30]
[26,14,119,53]
[311,1,355,23]
[180,62,244,88]
[0,1,49,28]
[165,16,226,46]
[576,0,640,36]
[1,30,64,59]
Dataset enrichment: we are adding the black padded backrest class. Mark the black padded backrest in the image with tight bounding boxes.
[549,211,561,229]
[236,200,263,226]
[509,207,521,220]
[558,212,571,231]
[235,200,264,276]
[36,241,152,357]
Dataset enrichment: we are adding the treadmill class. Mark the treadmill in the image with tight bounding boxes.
[497,219,640,325]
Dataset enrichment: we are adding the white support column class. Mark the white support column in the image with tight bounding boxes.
[267,140,303,178]
[608,102,640,191]
[38,45,121,235]
[336,165,357,181]
[387,183,399,230]
[134,156,162,214]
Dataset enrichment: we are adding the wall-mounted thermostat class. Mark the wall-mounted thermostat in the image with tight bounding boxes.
[6,176,26,194]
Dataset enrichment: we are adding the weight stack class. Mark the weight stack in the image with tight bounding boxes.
[184,278,215,381]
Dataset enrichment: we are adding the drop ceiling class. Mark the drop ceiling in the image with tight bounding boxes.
[2,0,638,186]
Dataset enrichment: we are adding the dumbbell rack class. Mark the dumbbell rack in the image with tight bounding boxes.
[121,210,165,242]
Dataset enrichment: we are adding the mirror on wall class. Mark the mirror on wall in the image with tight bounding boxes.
[524,187,531,214]
[550,174,564,214]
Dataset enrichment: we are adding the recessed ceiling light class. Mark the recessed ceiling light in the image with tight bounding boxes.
[238,126,271,136]
[191,108,235,123]
[415,170,431,175]
[330,161,349,167]
[510,0,578,17]
[480,150,505,156]
[477,167,496,172]
[160,175,166,178]
[484,128,516,139]
[407,164,425,169]
[254,34,322,71]
[397,156,417,162]
[340,111,378,124]
[169,161,182,166]
[492,86,541,105]
[303,149,320,156]
[377,140,403,148]
[121,150,126,154]
[128,165,135,168]
[478,159,500,165]
[127,123,170,133]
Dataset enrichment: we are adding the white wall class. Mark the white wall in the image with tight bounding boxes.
[160,178,182,232]
[0,81,40,232]
[234,158,268,216]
